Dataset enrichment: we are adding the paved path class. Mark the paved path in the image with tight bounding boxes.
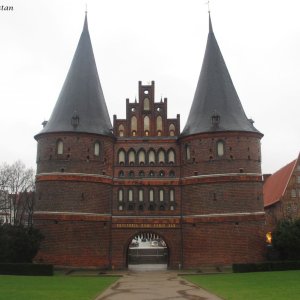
[96,270,223,300]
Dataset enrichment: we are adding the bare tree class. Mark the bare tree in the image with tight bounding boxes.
[0,161,35,226]
[0,163,11,224]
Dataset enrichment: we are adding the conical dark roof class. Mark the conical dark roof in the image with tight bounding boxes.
[37,14,113,137]
[181,15,261,136]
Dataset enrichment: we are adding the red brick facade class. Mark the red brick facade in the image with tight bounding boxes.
[264,153,300,231]
[34,81,266,269]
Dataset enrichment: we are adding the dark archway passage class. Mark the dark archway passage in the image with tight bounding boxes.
[127,232,168,270]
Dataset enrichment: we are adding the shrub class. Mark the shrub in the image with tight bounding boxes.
[272,219,300,260]
[0,224,44,263]
[233,261,300,273]
[0,263,53,276]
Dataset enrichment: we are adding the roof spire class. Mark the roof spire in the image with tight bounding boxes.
[37,14,113,137]
[181,12,261,137]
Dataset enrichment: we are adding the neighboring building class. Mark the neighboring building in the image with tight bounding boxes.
[264,153,300,229]
[33,14,266,269]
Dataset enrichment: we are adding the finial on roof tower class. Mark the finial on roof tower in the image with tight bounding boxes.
[83,5,88,31]
[205,0,210,13]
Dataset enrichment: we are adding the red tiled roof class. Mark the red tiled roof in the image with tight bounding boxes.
[263,159,297,207]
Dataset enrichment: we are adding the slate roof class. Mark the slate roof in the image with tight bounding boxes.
[181,14,261,136]
[36,14,113,137]
[263,158,297,207]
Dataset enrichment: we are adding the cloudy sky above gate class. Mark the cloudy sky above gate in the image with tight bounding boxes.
[0,0,299,173]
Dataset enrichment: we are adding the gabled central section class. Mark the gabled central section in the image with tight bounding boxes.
[113,81,180,138]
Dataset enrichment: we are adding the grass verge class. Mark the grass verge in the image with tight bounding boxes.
[0,275,119,300]
[183,270,300,300]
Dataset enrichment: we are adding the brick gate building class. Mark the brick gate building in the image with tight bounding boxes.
[34,14,266,269]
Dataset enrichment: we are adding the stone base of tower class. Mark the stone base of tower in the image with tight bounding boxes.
[34,218,111,268]
[182,216,266,268]
[34,214,266,269]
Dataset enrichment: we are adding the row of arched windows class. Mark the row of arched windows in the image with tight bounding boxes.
[118,148,175,165]
[56,140,101,156]
[118,117,176,137]
[117,188,176,211]
[118,170,175,178]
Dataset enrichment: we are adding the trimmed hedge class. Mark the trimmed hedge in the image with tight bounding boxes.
[0,263,53,276]
[233,261,300,273]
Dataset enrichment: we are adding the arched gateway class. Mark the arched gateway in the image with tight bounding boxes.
[127,232,169,270]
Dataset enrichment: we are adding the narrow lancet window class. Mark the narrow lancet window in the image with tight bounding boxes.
[118,124,125,137]
[144,116,150,134]
[217,141,224,157]
[131,116,137,135]
[57,140,63,155]
[118,150,125,164]
[94,142,100,156]
[148,150,155,164]
[158,150,165,163]
[156,116,163,133]
[169,124,175,136]
[144,98,150,110]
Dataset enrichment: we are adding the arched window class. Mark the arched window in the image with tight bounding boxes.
[159,205,165,211]
[149,189,154,202]
[159,189,164,202]
[139,170,145,177]
[139,189,144,202]
[119,170,124,177]
[118,189,123,202]
[148,150,155,164]
[131,116,137,135]
[168,149,175,163]
[144,116,150,133]
[94,142,100,156]
[149,170,155,177]
[170,205,175,211]
[128,150,135,165]
[156,116,163,133]
[138,150,146,165]
[158,150,165,163]
[185,144,191,160]
[169,124,175,136]
[118,150,125,164]
[129,171,134,177]
[217,141,224,157]
[57,140,63,155]
[144,98,150,110]
[118,205,123,211]
[118,124,125,137]
[169,190,175,202]
[159,170,165,177]
[128,189,133,202]
[169,170,175,177]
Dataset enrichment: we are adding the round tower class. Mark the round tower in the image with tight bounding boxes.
[34,15,114,267]
[179,14,265,268]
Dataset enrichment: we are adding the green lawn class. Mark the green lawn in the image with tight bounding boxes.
[0,275,119,300]
[184,270,300,300]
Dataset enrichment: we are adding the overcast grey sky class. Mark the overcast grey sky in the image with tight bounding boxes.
[0,0,299,173]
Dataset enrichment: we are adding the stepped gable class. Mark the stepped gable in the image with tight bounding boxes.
[36,14,113,137]
[181,14,261,136]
